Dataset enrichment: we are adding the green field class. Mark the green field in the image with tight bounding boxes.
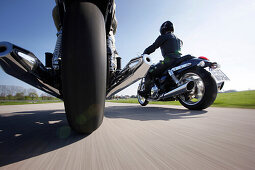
[1,91,254,109]
[108,91,255,109]
[0,100,62,106]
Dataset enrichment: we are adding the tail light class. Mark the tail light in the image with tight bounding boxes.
[199,56,209,60]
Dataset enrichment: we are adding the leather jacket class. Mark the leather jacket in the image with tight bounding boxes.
[143,32,182,59]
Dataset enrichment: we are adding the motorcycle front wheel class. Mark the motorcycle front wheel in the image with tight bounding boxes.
[137,79,149,106]
[62,2,106,133]
[178,68,217,110]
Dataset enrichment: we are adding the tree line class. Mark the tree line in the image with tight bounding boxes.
[0,85,57,100]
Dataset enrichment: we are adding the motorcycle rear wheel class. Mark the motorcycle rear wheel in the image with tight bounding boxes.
[178,68,217,110]
[62,2,106,134]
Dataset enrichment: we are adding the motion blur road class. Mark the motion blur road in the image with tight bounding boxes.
[0,102,255,169]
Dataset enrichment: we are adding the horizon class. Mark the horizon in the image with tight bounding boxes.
[0,84,253,97]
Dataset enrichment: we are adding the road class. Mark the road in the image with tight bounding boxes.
[0,102,255,170]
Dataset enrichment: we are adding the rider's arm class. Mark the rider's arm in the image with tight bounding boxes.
[143,35,166,55]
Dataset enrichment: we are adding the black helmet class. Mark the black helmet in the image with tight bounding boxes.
[160,21,174,35]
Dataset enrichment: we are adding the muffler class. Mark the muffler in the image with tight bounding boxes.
[106,55,152,98]
[0,41,61,98]
[159,81,195,100]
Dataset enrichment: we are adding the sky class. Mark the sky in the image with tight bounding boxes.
[0,0,255,96]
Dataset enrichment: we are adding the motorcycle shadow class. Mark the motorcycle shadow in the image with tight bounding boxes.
[0,109,86,167]
[105,105,207,121]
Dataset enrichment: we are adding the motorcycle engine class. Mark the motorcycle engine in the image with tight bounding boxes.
[151,85,159,99]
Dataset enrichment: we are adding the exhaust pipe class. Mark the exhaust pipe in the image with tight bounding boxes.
[0,41,61,98]
[159,81,195,100]
[106,55,152,98]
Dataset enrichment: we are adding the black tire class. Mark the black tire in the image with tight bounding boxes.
[178,67,217,110]
[62,2,106,133]
[138,95,149,106]
[137,80,149,106]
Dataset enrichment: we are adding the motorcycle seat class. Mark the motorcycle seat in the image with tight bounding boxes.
[161,55,195,76]
[172,55,195,67]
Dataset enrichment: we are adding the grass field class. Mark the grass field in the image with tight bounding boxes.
[0,100,62,106]
[108,91,255,109]
[1,91,254,109]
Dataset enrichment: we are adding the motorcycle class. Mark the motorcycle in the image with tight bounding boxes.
[0,0,153,134]
[0,0,228,134]
[137,55,229,110]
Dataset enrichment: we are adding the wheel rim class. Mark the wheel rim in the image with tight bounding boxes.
[138,95,147,104]
[137,82,147,105]
[179,72,205,105]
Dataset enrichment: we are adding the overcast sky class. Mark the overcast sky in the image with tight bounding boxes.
[0,0,255,95]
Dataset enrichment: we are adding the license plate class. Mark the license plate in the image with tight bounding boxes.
[210,69,230,82]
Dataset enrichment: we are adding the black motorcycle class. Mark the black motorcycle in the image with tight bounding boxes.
[0,0,156,134]
[0,0,228,134]
[137,55,229,110]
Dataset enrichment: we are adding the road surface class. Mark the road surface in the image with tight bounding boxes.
[0,102,255,169]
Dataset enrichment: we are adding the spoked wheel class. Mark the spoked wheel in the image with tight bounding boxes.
[178,68,217,110]
[62,2,106,134]
[137,79,149,106]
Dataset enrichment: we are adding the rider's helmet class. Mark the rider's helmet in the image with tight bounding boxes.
[160,21,174,35]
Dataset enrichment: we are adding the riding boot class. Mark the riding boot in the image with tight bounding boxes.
[138,74,153,98]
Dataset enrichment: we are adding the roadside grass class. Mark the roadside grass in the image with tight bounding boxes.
[0,100,62,106]
[107,91,255,109]
[1,91,254,109]
[212,91,255,109]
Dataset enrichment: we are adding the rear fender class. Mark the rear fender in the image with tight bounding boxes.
[175,58,211,74]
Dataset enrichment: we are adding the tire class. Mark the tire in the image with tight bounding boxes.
[178,67,217,110]
[137,80,149,106]
[62,2,106,133]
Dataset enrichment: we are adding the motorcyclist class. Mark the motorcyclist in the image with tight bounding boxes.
[52,0,120,74]
[107,3,120,73]
[138,21,183,98]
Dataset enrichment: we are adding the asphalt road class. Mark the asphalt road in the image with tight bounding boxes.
[0,102,255,170]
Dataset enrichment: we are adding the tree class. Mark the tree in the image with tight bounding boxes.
[0,85,26,96]
[40,93,55,100]
[0,95,5,100]
[26,88,37,96]
[0,85,7,97]
[15,93,25,100]
[6,94,13,100]
[130,95,137,98]
[29,92,38,100]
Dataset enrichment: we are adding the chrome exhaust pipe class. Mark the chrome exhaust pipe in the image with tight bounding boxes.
[0,41,61,98]
[106,55,152,98]
[159,81,195,100]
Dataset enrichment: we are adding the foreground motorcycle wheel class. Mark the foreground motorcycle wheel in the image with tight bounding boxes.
[178,68,217,110]
[62,2,106,133]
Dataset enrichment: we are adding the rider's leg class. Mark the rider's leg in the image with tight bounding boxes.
[152,58,178,76]
[138,64,160,97]
[138,58,179,97]
[52,5,61,32]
